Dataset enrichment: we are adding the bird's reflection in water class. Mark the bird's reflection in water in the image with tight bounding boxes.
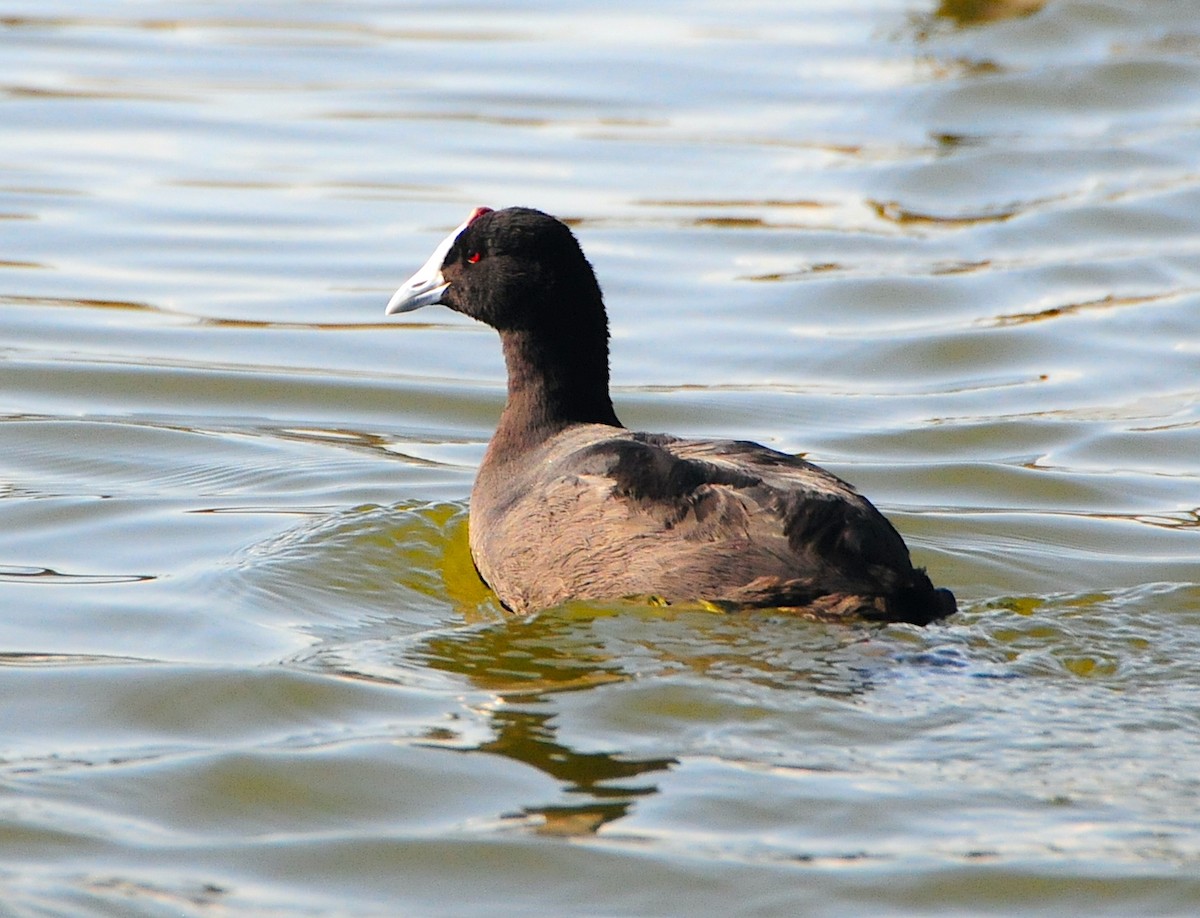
[412,586,899,837]
[933,0,1045,26]
[416,607,678,836]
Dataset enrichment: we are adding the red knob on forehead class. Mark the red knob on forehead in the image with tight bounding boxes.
[467,206,494,224]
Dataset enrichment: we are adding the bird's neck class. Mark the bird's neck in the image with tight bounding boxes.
[487,326,622,460]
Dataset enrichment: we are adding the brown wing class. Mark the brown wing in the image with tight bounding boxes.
[469,426,926,617]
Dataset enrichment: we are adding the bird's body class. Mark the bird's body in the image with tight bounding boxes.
[386,206,955,624]
[472,423,943,620]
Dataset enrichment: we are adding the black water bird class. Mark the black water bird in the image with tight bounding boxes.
[386,206,955,624]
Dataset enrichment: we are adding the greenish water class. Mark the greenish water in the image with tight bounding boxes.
[3,1,1200,915]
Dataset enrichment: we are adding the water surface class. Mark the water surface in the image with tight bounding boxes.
[3,1,1200,915]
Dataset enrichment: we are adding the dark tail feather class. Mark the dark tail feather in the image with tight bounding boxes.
[878,569,957,625]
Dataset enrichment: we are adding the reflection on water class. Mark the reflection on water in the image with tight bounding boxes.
[933,0,1046,27]
[0,564,153,584]
[412,607,881,835]
[416,611,671,836]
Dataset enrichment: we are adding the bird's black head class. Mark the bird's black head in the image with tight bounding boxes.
[386,206,621,433]
[386,206,606,336]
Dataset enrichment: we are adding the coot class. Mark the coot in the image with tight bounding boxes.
[386,206,955,624]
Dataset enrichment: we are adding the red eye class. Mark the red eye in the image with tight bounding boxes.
[467,251,481,264]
